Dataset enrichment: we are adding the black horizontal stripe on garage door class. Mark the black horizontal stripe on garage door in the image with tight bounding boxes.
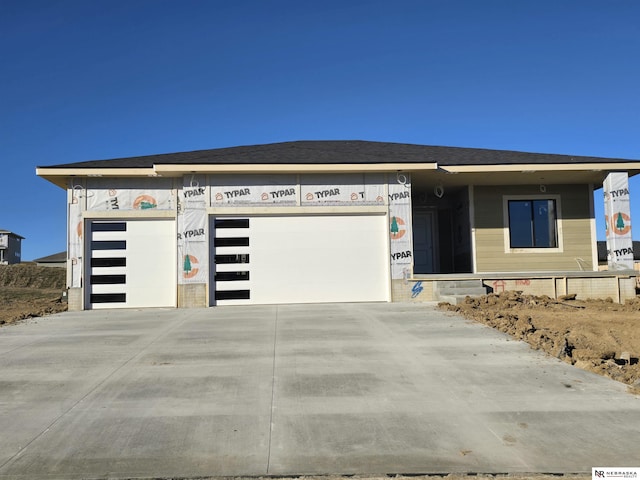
[90,293,126,303]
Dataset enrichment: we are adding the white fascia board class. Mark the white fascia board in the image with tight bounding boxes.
[36,167,161,189]
[153,162,438,175]
[36,167,157,176]
[441,163,640,173]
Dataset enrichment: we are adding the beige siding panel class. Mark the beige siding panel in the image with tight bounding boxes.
[474,184,594,272]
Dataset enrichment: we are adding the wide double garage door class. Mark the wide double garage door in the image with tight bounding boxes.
[211,214,391,305]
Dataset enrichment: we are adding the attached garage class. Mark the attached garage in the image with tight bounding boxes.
[210,214,390,305]
[86,219,176,309]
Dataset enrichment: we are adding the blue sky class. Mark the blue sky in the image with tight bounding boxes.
[2,0,639,260]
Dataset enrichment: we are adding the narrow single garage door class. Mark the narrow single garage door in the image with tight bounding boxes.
[86,219,176,309]
[211,215,390,305]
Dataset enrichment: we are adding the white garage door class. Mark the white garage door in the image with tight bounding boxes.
[211,215,390,305]
[86,219,176,309]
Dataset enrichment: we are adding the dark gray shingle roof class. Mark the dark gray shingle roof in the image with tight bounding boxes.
[39,140,639,169]
[33,251,66,263]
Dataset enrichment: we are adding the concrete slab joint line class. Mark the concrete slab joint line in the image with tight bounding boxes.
[0,310,192,474]
[1,303,640,479]
[267,305,279,474]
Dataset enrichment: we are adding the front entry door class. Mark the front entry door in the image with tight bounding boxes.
[413,210,437,274]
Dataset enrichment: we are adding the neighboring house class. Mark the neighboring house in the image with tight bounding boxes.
[36,140,640,310]
[0,229,24,265]
[33,251,67,268]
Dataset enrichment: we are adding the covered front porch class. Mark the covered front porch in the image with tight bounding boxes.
[391,270,638,304]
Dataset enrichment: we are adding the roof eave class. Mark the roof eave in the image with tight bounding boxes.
[153,162,438,175]
[36,167,159,189]
[440,162,640,173]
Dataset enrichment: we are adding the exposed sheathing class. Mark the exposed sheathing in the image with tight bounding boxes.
[389,173,413,279]
[177,175,208,285]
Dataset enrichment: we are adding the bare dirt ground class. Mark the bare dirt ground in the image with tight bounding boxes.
[0,264,67,326]
[439,291,640,394]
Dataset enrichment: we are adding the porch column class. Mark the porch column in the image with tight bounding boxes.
[603,172,633,270]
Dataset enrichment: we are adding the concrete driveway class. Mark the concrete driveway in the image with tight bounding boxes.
[0,303,639,479]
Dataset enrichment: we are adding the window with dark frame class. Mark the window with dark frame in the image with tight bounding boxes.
[508,199,558,248]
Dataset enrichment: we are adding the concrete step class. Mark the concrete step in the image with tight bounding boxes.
[437,294,474,305]
[437,287,488,296]
[433,279,487,302]
[434,279,485,290]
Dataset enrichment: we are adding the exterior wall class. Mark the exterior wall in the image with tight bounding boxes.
[396,275,636,304]
[486,275,636,303]
[391,279,435,302]
[67,173,401,309]
[473,184,594,272]
[178,284,207,308]
[67,287,83,311]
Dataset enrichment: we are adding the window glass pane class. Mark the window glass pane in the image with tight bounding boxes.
[90,275,126,284]
[91,240,126,250]
[532,200,557,247]
[92,222,126,232]
[508,199,557,248]
[215,271,249,281]
[215,254,250,264]
[215,290,250,300]
[508,201,534,247]
[215,219,249,228]
[215,237,249,247]
[90,293,126,303]
[91,257,126,267]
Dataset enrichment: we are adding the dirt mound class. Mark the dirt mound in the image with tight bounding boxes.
[0,293,68,326]
[439,291,640,392]
[0,263,65,289]
[0,264,67,326]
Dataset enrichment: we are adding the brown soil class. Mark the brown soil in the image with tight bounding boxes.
[0,264,67,326]
[439,291,640,394]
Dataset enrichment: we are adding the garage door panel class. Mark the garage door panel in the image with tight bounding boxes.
[90,284,126,294]
[215,279,251,290]
[91,301,127,310]
[90,249,128,259]
[90,266,127,276]
[91,231,127,241]
[86,220,176,309]
[214,263,250,273]
[211,214,389,305]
